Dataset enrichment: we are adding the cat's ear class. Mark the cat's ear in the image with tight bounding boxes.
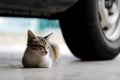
[28,30,36,40]
[44,32,53,40]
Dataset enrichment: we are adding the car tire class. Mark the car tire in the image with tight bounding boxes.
[59,0,120,60]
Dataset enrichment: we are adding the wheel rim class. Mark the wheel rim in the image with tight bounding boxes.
[98,0,120,41]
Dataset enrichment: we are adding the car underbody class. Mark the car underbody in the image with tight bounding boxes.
[0,0,78,18]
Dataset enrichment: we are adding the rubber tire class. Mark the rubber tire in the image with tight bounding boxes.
[59,0,120,60]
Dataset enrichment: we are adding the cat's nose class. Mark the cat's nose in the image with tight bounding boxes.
[44,50,48,54]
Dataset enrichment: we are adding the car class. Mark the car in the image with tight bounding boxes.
[0,0,120,60]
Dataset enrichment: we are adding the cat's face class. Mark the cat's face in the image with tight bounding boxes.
[27,30,52,56]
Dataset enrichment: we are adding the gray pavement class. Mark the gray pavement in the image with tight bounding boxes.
[0,52,120,80]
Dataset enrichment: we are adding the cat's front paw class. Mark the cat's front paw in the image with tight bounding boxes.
[45,62,52,68]
[37,62,52,68]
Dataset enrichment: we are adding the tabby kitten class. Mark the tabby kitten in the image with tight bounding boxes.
[22,30,60,68]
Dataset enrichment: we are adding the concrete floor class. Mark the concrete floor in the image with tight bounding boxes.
[0,52,120,80]
[0,30,120,80]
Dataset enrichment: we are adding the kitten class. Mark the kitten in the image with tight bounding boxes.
[22,30,61,68]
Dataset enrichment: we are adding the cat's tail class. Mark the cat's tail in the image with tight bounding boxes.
[51,44,61,64]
